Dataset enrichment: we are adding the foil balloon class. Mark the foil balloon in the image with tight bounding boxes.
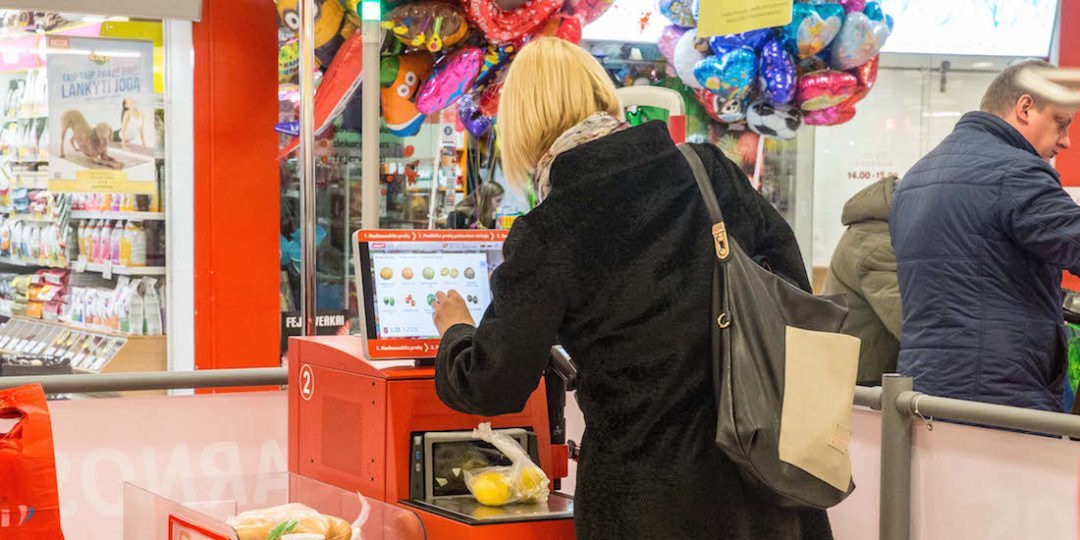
[279,40,299,83]
[797,56,828,77]
[278,32,364,158]
[784,2,842,59]
[277,0,356,68]
[534,13,583,43]
[478,79,504,117]
[381,52,434,137]
[746,100,803,140]
[804,104,856,126]
[837,0,866,13]
[708,29,777,56]
[657,0,697,28]
[382,2,469,53]
[561,0,614,24]
[842,54,879,107]
[496,0,528,9]
[796,70,858,111]
[658,26,687,66]
[832,11,891,70]
[708,29,773,56]
[693,48,758,103]
[475,44,511,90]
[759,37,796,105]
[863,2,895,31]
[458,93,494,138]
[466,0,565,43]
[416,46,483,114]
[674,29,708,90]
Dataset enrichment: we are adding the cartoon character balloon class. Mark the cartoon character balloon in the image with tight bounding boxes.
[277,0,356,68]
[831,11,890,70]
[382,52,434,136]
[382,2,469,53]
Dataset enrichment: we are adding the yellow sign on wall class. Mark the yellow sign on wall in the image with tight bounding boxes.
[49,170,157,195]
[696,0,793,37]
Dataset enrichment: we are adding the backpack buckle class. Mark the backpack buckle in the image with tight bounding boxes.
[712,222,730,260]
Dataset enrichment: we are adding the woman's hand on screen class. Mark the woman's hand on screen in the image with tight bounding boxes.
[433,290,476,336]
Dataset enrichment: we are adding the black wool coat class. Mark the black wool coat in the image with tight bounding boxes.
[436,121,832,540]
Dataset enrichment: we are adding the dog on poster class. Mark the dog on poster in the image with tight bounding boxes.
[59,109,123,169]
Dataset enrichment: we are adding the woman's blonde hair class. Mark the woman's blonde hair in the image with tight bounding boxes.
[497,37,622,190]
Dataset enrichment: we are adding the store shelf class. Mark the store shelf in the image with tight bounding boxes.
[80,262,167,277]
[70,210,165,221]
[0,256,64,269]
[8,214,58,223]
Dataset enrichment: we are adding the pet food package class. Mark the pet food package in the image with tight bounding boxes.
[226,503,353,540]
[463,422,550,507]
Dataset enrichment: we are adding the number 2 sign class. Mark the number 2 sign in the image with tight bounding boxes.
[299,364,315,401]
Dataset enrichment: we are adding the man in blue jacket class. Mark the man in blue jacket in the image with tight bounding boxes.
[892,59,1077,411]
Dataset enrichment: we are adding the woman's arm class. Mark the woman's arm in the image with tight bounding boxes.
[434,218,565,416]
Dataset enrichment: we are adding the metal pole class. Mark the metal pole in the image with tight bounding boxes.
[0,368,287,393]
[895,392,1080,438]
[880,374,913,540]
[360,21,382,229]
[299,0,318,336]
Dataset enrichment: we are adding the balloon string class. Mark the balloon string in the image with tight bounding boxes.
[751,134,764,191]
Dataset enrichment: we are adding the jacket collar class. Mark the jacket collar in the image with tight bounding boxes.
[956,111,1040,157]
[548,121,677,192]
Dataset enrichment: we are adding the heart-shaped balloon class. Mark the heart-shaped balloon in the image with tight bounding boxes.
[674,29,708,90]
[657,0,697,28]
[838,0,866,13]
[842,54,879,107]
[694,48,758,103]
[785,3,842,59]
[796,70,858,111]
[759,37,796,105]
[534,13,583,43]
[862,2,895,31]
[804,104,856,126]
[458,93,494,138]
[466,0,565,43]
[708,29,774,56]
[416,46,484,114]
[561,0,613,24]
[658,25,687,65]
[831,11,890,70]
[746,99,803,139]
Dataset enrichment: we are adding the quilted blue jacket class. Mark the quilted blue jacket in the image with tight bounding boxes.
[891,112,1080,411]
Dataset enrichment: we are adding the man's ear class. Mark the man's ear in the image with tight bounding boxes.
[1016,95,1035,124]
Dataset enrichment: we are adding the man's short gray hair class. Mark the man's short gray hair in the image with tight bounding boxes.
[979,58,1056,117]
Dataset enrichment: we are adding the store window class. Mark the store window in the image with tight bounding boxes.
[0,12,180,384]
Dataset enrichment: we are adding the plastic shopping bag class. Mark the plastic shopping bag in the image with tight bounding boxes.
[227,503,355,540]
[464,422,550,507]
[0,384,65,540]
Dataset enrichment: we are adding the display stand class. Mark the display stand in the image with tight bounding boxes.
[123,472,426,540]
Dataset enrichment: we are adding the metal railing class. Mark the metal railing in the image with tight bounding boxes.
[872,374,1080,540]
[2,368,1079,539]
[0,367,287,393]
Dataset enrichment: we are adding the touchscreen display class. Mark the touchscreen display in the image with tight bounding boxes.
[363,241,505,340]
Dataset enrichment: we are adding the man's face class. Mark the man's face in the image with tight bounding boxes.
[1025,102,1074,160]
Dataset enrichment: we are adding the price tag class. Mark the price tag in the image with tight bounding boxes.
[75,255,87,273]
[103,260,113,280]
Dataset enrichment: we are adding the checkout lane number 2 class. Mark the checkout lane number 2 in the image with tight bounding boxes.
[300,364,315,401]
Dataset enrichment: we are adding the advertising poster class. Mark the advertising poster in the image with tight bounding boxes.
[46,36,156,195]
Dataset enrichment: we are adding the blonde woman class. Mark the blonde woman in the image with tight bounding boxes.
[431,38,829,539]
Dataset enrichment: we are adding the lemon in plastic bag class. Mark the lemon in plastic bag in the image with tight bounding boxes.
[471,470,514,506]
[516,465,547,495]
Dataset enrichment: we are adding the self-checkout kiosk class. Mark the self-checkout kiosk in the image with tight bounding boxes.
[288,229,576,539]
